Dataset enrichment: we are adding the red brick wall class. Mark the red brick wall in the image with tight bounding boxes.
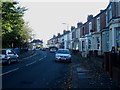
[112,2,116,18]
[100,11,106,31]
[80,26,85,37]
[72,30,76,39]
[80,27,83,37]
[93,17,97,32]
[84,22,89,34]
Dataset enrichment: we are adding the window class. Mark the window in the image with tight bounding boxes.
[106,12,108,26]
[116,27,120,50]
[8,50,13,54]
[97,17,100,32]
[117,1,120,16]
[89,22,92,34]
[108,5,112,20]
[88,40,91,49]
[57,50,70,54]
[82,41,85,51]
[96,37,100,49]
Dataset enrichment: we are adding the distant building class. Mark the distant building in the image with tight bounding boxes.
[29,39,43,50]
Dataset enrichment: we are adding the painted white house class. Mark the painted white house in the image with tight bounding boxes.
[47,1,120,56]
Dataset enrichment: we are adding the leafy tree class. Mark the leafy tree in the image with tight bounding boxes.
[1,1,32,48]
[0,1,2,49]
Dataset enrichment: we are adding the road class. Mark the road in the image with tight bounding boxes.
[2,49,71,89]
[1,49,119,89]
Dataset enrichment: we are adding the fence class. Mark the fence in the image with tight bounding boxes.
[104,52,120,86]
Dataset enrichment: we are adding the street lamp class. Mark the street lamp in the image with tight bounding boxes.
[62,23,69,30]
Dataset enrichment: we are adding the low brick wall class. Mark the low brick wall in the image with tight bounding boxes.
[103,52,120,87]
[112,66,120,86]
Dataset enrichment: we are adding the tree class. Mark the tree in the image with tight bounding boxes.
[1,1,32,48]
[0,1,2,49]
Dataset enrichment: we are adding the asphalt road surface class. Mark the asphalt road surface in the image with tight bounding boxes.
[2,49,71,89]
[1,49,119,89]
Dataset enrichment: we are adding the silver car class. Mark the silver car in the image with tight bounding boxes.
[0,49,19,65]
[55,49,71,62]
[50,48,57,53]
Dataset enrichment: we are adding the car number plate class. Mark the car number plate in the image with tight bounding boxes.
[61,58,66,60]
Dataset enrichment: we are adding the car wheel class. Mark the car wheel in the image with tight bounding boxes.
[8,59,11,65]
[69,59,71,63]
[55,59,57,62]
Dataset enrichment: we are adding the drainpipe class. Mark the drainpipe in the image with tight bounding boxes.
[101,30,103,55]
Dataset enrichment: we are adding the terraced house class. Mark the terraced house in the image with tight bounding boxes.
[47,1,120,56]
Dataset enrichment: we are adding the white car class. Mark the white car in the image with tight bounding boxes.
[55,49,71,62]
[0,49,19,65]
[50,48,57,53]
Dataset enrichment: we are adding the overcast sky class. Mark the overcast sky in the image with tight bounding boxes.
[19,0,109,46]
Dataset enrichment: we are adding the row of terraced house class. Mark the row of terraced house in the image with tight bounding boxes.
[47,1,120,57]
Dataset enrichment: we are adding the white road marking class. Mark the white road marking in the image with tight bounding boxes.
[39,58,43,61]
[45,55,47,58]
[0,53,48,76]
[22,53,37,60]
[39,55,47,61]
[0,68,19,76]
[26,61,36,66]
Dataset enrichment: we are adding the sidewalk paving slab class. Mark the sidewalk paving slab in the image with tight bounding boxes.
[70,54,119,89]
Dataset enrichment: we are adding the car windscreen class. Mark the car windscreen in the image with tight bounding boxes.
[57,50,69,54]
[2,50,6,54]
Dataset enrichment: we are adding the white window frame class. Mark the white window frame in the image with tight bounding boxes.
[97,17,100,32]
[109,5,112,20]
[89,22,92,34]
[88,39,91,49]
[106,11,108,27]
[116,27,120,49]
[96,37,100,50]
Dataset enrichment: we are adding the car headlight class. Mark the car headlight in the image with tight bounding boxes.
[55,54,59,57]
[68,55,71,58]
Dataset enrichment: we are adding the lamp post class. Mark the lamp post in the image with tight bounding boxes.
[62,23,70,49]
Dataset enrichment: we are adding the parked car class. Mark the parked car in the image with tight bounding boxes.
[50,48,57,53]
[0,49,19,65]
[55,49,71,62]
[49,46,58,53]
[41,48,46,51]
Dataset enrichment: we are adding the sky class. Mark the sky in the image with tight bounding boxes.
[18,0,109,46]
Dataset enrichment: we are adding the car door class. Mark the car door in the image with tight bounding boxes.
[11,50,18,60]
[7,49,15,62]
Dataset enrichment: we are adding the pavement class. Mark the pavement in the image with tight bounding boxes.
[69,53,120,89]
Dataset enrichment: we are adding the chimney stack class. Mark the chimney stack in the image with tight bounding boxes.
[71,26,75,31]
[87,15,93,21]
[100,10,104,13]
[63,30,66,34]
[53,35,56,38]
[77,22,83,28]
[57,33,60,36]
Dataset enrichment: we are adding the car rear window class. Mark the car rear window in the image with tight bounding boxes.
[2,50,6,54]
[57,50,69,54]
